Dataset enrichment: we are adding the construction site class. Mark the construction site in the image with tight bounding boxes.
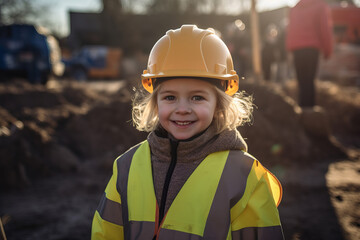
[0,0,360,239]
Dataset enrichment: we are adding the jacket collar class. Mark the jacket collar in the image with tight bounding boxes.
[148,124,247,163]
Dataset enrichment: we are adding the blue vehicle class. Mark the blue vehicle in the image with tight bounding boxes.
[62,46,122,81]
[0,24,64,84]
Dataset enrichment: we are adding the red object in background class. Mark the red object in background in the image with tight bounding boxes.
[286,0,333,59]
[331,6,360,44]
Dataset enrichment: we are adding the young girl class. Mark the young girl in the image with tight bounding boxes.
[92,25,284,240]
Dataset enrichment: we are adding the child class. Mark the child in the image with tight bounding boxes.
[92,25,284,240]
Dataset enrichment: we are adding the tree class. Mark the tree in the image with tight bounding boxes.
[0,0,37,25]
[0,0,60,36]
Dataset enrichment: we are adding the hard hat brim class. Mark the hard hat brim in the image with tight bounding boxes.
[141,71,239,96]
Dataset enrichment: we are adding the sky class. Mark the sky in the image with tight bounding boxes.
[33,0,299,37]
[33,0,101,36]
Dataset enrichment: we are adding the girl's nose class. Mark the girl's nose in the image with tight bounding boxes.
[175,101,191,114]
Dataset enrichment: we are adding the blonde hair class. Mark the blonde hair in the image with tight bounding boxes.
[132,82,253,134]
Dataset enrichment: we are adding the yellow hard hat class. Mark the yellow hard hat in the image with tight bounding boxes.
[141,25,239,96]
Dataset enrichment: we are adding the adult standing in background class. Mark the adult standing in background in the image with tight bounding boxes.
[286,0,333,107]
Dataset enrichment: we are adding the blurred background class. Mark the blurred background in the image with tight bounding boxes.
[0,0,359,239]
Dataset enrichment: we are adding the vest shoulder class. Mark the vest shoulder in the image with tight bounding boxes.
[225,150,257,173]
[115,141,144,165]
[228,150,257,162]
[228,150,272,174]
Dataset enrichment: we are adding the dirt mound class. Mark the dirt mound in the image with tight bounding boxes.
[61,99,147,159]
[0,78,352,190]
[1,78,359,240]
[239,82,311,165]
[0,79,127,189]
[240,81,348,167]
[282,80,360,152]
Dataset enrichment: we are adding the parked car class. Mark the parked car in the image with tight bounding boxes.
[0,24,64,84]
[62,46,122,81]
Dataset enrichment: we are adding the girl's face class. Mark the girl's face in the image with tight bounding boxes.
[157,78,217,140]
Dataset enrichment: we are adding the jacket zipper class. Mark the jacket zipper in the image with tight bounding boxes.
[153,139,178,240]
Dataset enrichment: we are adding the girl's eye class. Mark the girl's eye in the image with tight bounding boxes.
[164,95,175,101]
[192,95,205,101]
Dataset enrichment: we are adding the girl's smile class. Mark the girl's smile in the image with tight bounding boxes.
[157,78,217,140]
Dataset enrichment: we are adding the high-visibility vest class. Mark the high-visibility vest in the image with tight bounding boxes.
[92,141,284,240]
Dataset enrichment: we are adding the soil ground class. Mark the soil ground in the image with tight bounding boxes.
[0,77,359,240]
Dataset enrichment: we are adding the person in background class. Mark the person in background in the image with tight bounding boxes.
[286,0,333,107]
[91,25,284,240]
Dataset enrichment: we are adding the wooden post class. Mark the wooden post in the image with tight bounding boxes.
[250,0,262,82]
[0,217,7,240]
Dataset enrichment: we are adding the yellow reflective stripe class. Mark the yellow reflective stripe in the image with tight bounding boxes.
[91,210,124,240]
[226,225,232,240]
[97,194,123,226]
[104,158,121,204]
[162,151,229,236]
[127,141,156,222]
[263,165,282,207]
[230,160,281,230]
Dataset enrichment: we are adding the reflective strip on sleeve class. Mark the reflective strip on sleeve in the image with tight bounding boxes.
[230,160,282,230]
[262,165,282,207]
[231,226,284,240]
[97,194,123,226]
[104,158,121,204]
[226,225,232,240]
[242,153,282,206]
[92,210,124,240]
